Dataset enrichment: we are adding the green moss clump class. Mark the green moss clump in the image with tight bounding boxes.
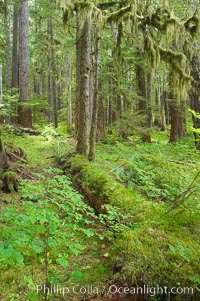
[111,227,200,295]
[69,154,200,297]
[2,171,19,193]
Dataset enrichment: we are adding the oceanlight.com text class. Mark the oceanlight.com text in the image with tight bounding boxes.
[36,284,194,297]
[108,284,194,296]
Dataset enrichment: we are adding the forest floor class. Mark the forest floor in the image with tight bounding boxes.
[0,129,112,301]
[0,126,200,301]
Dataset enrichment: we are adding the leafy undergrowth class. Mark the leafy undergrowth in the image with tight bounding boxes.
[96,133,200,205]
[0,128,200,301]
[0,129,111,301]
[68,133,200,300]
[0,168,111,301]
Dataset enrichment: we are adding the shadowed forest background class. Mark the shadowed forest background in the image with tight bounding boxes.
[0,0,200,301]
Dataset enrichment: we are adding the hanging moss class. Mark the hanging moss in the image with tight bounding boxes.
[60,0,76,26]
[61,0,103,33]
[184,9,200,37]
[144,34,160,71]
[159,47,192,101]
[106,4,132,24]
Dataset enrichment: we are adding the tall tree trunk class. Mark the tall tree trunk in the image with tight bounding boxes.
[76,17,91,156]
[169,98,187,143]
[12,0,19,90]
[0,65,2,101]
[89,30,93,125]
[147,72,153,129]
[160,80,167,131]
[190,54,200,150]
[154,74,162,127]
[177,102,187,137]
[66,54,72,134]
[113,22,123,121]
[169,98,179,143]
[47,16,57,128]
[75,15,81,139]
[97,84,105,141]
[136,58,151,142]
[5,0,11,91]
[88,28,100,161]
[142,71,152,143]
[108,78,113,126]
[107,48,113,127]
[136,62,146,112]
[0,65,2,115]
[18,0,32,128]
[33,1,41,97]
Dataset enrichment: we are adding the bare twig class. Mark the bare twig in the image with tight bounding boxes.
[111,162,128,172]
[168,159,195,167]
[172,170,200,208]
[15,168,35,180]
[9,152,28,164]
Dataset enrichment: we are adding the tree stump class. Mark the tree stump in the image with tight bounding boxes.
[0,138,19,193]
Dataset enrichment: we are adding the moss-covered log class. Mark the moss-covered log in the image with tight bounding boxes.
[59,155,200,300]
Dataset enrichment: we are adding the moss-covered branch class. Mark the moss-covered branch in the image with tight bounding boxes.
[106,4,132,23]
[159,47,192,81]
[184,9,200,36]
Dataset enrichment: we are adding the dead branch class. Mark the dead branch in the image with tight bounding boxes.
[9,152,28,164]
[15,168,35,180]
[168,159,196,167]
[111,162,128,172]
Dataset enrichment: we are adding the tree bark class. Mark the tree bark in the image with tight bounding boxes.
[147,72,153,129]
[75,15,81,139]
[136,58,151,142]
[47,16,58,128]
[0,65,2,106]
[12,0,19,90]
[5,0,11,91]
[154,74,162,127]
[190,54,200,150]
[177,102,187,137]
[66,54,72,134]
[169,98,187,143]
[89,28,100,161]
[169,98,179,143]
[97,85,105,141]
[108,78,113,126]
[89,30,93,125]
[136,62,146,112]
[33,1,41,97]
[18,0,32,128]
[76,16,91,156]
[160,81,167,131]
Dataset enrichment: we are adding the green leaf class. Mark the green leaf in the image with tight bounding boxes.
[70,271,85,282]
[31,241,44,254]
[27,291,38,301]
[56,256,69,268]
[24,276,35,289]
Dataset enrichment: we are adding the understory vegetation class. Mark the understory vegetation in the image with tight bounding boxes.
[0,125,199,301]
[0,1,200,300]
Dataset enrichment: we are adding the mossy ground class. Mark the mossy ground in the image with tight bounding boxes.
[69,131,200,300]
[0,127,200,301]
[0,129,110,301]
